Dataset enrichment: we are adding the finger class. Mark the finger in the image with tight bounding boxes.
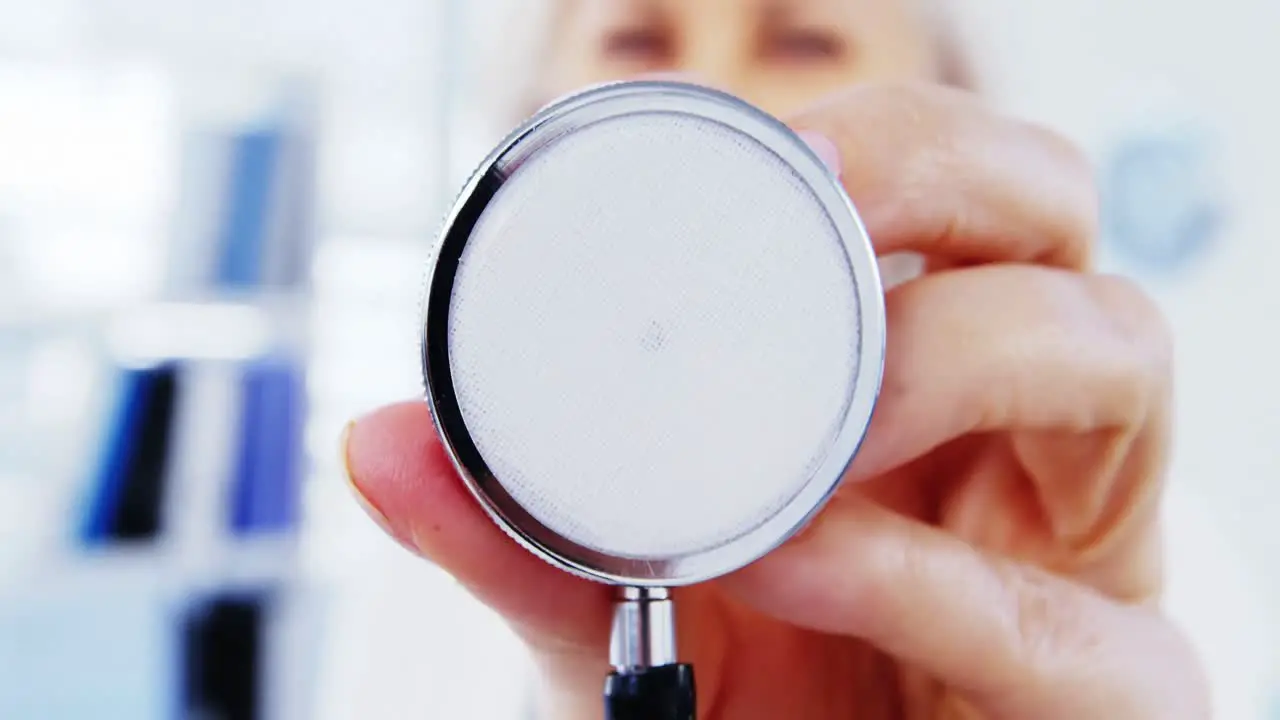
[855,264,1171,473]
[788,83,1098,270]
[849,266,1171,568]
[720,495,1210,719]
[341,402,613,682]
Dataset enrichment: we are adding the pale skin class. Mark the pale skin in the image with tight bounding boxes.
[342,0,1212,717]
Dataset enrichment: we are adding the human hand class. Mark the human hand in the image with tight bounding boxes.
[342,83,1209,719]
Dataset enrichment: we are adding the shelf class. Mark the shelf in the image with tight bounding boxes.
[0,534,304,603]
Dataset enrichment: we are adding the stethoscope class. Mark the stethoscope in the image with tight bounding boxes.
[421,80,884,719]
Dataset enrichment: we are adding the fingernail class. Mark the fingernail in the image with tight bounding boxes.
[878,252,926,290]
[797,130,842,177]
[339,419,394,536]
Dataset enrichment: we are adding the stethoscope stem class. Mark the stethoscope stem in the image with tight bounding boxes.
[605,586,696,720]
[610,587,677,670]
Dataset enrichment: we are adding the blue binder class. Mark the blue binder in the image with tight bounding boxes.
[229,358,303,534]
[79,363,179,545]
[215,128,283,289]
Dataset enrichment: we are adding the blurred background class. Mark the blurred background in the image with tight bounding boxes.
[0,0,1276,718]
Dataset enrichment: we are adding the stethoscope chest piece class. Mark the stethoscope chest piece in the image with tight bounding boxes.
[422,80,885,719]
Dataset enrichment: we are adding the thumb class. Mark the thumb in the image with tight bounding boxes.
[341,401,612,711]
[717,494,1208,719]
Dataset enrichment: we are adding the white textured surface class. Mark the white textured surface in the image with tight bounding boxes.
[449,112,860,559]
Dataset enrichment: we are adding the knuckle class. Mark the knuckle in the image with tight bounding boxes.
[1004,566,1063,662]
[847,510,918,628]
[1033,124,1097,198]
[857,79,965,109]
[997,564,1103,686]
[1025,123,1101,263]
[1087,274,1173,349]
[1083,274,1175,420]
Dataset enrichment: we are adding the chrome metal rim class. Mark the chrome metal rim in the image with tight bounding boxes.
[420,80,885,586]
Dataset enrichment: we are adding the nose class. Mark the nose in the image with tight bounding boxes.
[630,71,707,84]
[681,43,749,100]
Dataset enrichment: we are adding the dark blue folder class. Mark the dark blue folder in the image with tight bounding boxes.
[229,358,303,534]
[80,363,179,545]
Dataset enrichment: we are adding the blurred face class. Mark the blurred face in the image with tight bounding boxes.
[539,0,942,117]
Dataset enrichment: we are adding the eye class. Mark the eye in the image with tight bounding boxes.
[602,26,673,61]
[764,28,846,61]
